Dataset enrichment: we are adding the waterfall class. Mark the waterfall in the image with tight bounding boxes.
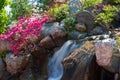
[48,40,83,80]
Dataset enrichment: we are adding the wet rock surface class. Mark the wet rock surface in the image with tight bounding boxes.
[62,41,95,80]
[68,31,87,40]
[0,57,5,78]
[40,22,67,48]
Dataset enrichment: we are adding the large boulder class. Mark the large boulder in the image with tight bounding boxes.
[40,36,56,49]
[50,30,67,47]
[41,22,65,37]
[5,53,31,74]
[40,22,67,48]
[76,11,94,32]
[94,39,120,76]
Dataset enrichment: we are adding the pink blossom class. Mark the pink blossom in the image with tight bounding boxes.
[0,16,48,55]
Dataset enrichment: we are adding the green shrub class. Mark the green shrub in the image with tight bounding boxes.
[96,5,118,28]
[0,0,11,34]
[0,51,7,57]
[10,0,32,20]
[0,9,9,33]
[103,0,120,5]
[63,16,76,33]
[114,0,120,4]
[48,4,69,20]
[116,35,120,46]
[81,0,102,8]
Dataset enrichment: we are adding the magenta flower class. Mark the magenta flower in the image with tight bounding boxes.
[0,16,48,55]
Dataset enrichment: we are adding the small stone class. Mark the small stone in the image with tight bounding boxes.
[75,23,86,32]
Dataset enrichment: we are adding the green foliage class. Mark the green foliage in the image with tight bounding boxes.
[0,0,11,10]
[63,16,76,33]
[0,9,9,33]
[0,51,7,57]
[81,0,102,8]
[10,0,32,20]
[96,5,118,24]
[40,0,52,5]
[0,0,11,34]
[103,0,120,5]
[114,0,120,4]
[116,36,120,46]
[48,4,69,20]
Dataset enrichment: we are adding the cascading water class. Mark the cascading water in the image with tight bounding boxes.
[48,40,83,80]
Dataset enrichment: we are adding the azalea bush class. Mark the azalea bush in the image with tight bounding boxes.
[48,4,69,21]
[0,16,48,55]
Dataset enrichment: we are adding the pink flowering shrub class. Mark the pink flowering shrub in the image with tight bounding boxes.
[0,16,48,55]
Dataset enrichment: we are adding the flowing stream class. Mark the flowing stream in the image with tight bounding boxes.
[48,40,83,80]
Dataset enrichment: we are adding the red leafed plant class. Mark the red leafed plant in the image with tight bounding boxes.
[0,16,48,55]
